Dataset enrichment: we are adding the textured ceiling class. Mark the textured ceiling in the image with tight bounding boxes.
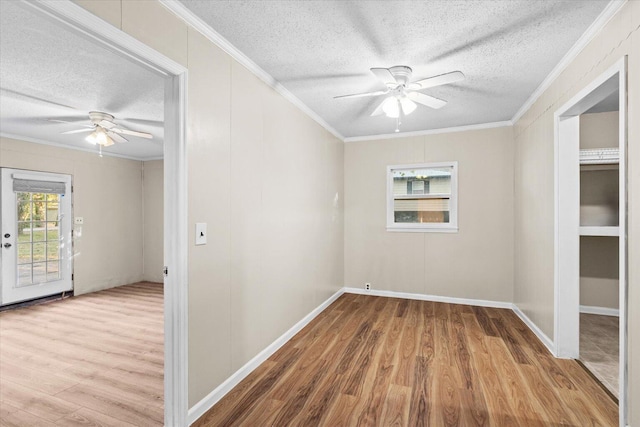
[0,1,165,160]
[178,0,610,138]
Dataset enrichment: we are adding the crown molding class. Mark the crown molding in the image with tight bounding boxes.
[159,0,626,143]
[158,0,345,142]
[343,120,512,143]
[511,0,627,124]
[0,132,161,161]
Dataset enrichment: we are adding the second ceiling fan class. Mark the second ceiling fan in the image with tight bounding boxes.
[55,111,153,147]
[334,66,464,119]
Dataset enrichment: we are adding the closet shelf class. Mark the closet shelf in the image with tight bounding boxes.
[580,226,619,237]
[580,148,619,165]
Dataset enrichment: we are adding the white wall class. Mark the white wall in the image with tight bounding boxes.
[513,2,639,422]
[345,127,514,302]
[143,160,163,283]
[75,0,345,407]
[0,136,144,295]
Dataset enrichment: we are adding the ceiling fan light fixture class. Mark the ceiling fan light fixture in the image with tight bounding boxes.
[382,96,400,118]
[85,127,113,146]
[399,97,417,115]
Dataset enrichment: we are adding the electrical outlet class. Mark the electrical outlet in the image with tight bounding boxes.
[365,283,371,290]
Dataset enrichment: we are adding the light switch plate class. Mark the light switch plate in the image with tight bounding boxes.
[195,223,207,245]
[74,217,84,225]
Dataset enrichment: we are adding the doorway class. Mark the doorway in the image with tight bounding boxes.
[554,57,627,425]
[0,1,188,424]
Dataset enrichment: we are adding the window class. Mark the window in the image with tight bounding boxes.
[387,162,458,232]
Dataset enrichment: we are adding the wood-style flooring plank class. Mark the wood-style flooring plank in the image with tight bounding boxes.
[55,407,138,427]
[194,294,618,426]
[0,282,163,427]
[0,380,80,422]
[54,384,163,427]
[0,408,58,427]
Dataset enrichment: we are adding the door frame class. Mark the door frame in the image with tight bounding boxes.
[20,1,189,425]
[554,56,627,425]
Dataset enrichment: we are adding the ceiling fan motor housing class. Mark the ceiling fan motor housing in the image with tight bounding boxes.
[388,65,413,86]
[88,111,114,125]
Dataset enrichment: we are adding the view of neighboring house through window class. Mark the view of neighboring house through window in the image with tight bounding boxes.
[387,162,458,232]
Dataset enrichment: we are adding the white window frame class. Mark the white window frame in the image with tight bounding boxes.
[386,161,458,233]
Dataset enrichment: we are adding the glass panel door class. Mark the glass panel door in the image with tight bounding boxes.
[1,168,73,305]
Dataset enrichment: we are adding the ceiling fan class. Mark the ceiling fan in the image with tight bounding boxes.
[334,66,464,126]
[52,111,153,147]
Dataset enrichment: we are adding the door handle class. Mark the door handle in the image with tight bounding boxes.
[3,243,11,248]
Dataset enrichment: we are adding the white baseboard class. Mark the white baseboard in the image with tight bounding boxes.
[343,287,513,309]
[512,304,556,356]
[186,287,345,425]
[580,305,619,317]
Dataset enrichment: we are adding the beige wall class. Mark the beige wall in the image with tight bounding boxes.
[142,160,163,283]
[75,0,345,406]
[513,1,639,422]
[1,137,144,295]
[345,127,514,302]
[77,0,640,420]
[580,111,619,149]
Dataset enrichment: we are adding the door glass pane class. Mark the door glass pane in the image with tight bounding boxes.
[33,262,47,284]
[17,193,31,222]
[47,261,60,281]
[31,227,46,242]
[17,243,31,264]
[46,196,59,221]
[17,222,32,243]
[32,194,46,224]
[46,222,59,241]
[32,242,45,262]
[18,265,32,287]
[47,241,59,261]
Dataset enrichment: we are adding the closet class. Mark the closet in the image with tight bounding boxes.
[578,107,619,398]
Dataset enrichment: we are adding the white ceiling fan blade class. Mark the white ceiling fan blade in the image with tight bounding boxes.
[98,119,116,129]
[411,71,465,90]
[110,127,153,139]
[408,92,447,109]
[61,128,94,135]
[334,89,388,99]
[107,131,128,143]
[370,68,397,86]
[370,98,388,116]
[48,119,90,125]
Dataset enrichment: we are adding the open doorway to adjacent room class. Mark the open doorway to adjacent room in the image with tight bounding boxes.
[0,2,174,425]
[554,57,628,425]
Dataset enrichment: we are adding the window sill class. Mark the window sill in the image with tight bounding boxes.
[386,226,459,233]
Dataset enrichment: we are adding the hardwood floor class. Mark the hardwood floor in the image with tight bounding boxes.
[580,313,619,398]
[195,293,618,427]
[0,282,163,427]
